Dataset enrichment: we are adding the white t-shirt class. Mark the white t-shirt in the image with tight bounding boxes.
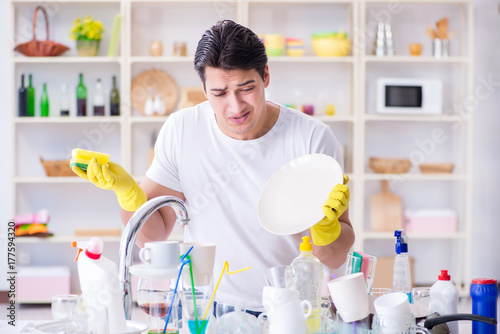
[146,101,343,310]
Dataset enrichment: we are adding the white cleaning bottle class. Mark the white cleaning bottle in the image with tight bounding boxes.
[76,237,128,334]
[290,236,323,302]
[392,229,412,302]
[430,270,459,334]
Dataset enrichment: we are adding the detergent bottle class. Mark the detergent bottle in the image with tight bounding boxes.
[290,236,323,333]
[392,229,412,302]
[430,270,459,334]
[75,237,128,333]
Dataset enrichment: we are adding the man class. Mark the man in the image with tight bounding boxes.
[73,20,354,312]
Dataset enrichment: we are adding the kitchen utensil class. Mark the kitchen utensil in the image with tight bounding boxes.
[178,86,207,109]
[216,301,260,334]
[411,287,432,318]
[14,6,69,57]
[369,180,404,232]
[436,18,448,40]
[374,292,411,317]
[328,272,370,323]
[424,313,497,333]
[426,24,437,39]
[372,313,431,334]
[131,69,179,116]
[258,153,343,235]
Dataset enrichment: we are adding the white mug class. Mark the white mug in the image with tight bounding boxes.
[139,241,180,268]
[262,286,300,312]
[259,299,312,333]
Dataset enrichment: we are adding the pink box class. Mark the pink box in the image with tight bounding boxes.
[16,266,70,304]
[405,209,457,234]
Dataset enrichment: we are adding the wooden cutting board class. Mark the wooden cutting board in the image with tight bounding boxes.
[369,180,403,232]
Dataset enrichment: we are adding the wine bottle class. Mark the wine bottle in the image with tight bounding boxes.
[18,74,27,117]
[40,83,49,117]
[93,78,105,116]
[76,73,87,116]
[27,74,35,117]
[110,75,120,116]
[60,84,70,116]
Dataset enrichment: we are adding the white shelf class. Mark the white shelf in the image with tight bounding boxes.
[14,116,123,124]
[313,114,354,122]
[363,232,467,240]
[14,177,85,184]
[364,174,466,181]
[130,56,193,64]
[267,56,355,63]
[363,114,463,122]
[16,233,184,243]
[363,56,469,64]
[13,57,122,64]
[248,0,353,3]
[130,116,169,124]
[363,0,470,4]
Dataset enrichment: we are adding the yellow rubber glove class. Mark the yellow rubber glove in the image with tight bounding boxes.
[72,157,147,212]
[311,175,350,246]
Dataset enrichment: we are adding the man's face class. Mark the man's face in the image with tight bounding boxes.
[203,66,270,140]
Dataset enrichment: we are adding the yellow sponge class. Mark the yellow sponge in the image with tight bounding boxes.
[70,148,110,171]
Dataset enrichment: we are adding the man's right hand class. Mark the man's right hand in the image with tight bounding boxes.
[72,157,147,212]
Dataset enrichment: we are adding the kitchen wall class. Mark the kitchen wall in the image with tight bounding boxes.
[0,0,498,291]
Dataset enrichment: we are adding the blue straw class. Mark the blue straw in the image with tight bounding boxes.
[163,246,194,333]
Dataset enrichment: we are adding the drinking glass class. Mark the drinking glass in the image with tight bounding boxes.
[51,294,80,321]
[411,287,431,318]
[215,301,260,334]
[136,277,179,334]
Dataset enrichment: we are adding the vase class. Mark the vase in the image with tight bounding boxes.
[76,40,100,57]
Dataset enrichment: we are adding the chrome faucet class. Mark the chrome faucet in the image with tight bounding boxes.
[118,196,189,320]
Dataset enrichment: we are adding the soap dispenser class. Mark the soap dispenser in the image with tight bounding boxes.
[290,236,323,302]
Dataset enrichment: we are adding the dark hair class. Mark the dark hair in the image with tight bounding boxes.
[194,20,268,87]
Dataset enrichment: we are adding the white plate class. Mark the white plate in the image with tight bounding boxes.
[34,320,147,334]
[130,264,179,279]
[258,153,343,235]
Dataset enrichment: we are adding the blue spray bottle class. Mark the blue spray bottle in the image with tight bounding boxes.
[392,229,412,302]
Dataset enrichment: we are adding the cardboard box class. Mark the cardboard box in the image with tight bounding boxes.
[405,209,457,234]
[372,257,414,290]
[16,266,70,304]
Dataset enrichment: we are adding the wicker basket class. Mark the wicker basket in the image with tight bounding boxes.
[419,163,454,174]
[369,157,411,174]
[14,6,69,57]
[40,157,74,177]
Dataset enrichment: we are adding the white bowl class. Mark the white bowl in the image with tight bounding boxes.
[258,153,343,235]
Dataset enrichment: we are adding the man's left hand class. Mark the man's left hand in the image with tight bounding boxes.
[311,175,350,246]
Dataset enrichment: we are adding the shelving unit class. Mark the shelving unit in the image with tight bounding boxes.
[9,0,473,296]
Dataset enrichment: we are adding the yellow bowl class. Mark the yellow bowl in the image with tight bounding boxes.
[311,35,351,57]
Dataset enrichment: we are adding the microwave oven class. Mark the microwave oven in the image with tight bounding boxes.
[376,77,443,115]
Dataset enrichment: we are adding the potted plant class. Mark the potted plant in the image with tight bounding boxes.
[70,16,104,57]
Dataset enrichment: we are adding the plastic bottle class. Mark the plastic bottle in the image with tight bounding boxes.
[470,278,498,334]
[76,237,128,333]
[290,236,323,302]
[392,229,412,302]
[430,270,459,334]
[290,236,323,334]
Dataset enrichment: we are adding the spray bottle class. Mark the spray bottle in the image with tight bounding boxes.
[73,237,128,333]
[430,270,459,334]
[392,229,412,302]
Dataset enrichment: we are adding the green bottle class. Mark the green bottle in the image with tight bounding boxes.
[110,75,120,116]
[76,73,87,116]
[27,74,35,117]
[40,83,49,117]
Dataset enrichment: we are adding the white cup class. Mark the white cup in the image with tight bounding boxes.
[180,242,216,286]
[327,272,369,323]
[373,292,411,317]
[259,300,312,334]
[262,286,300,312]
[139,240,180,268]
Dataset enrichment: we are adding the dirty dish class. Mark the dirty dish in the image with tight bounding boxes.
[258,154,343,235]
